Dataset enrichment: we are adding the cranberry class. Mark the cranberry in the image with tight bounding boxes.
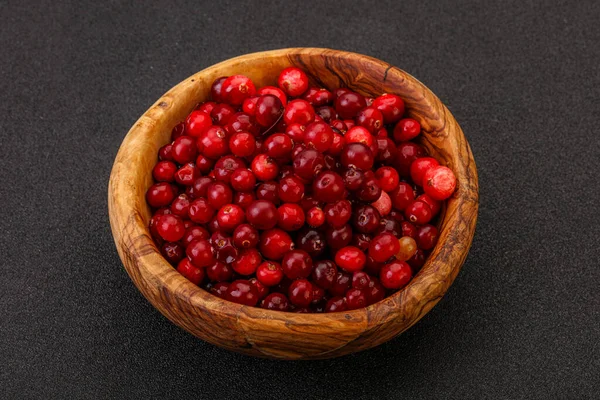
[299,196,321,212]
[401,221,418,239]
[312,260,338,289]
[232,223,259,249]
[365,278,386,305]
[376,137,397,164]
[356,107,384,133]
[230,168,256,192]
[340,143,374,171]
[256,181,280,205]
[306,206,325,227]
[170,194,191,217]
[182,225,210,247]
[395,142,425,177]
[224,112,260,136]
[288,279,313,307]
[177,259,205,285]
[329,271,352,297]
[257,86,287,106]
[172,123,186,139]
[283,99,315,125]
[315,105,337,122]
[380,260,412,289]
[335,91,367,119]
[357,175,382,202]
[393,118,421,142]
[161,242,184,265]
[213,156,245,184]
[345,126,374,148]
[261,292,290,311]
[226,279,259,306]
[417,193,441,216]
[152,161,177,182]
[390,182,416,211]
[372,191,392,216]
[302,87,333,106]
[407,249,427,272]
[423,166,457,200]
[206,182,233,209]
[416,224,439,250]
[171,136,197,164]
[303,121,334,152]
[405,201,433,225]
[186,239,215,267]
[335,246,366,272]
[231,248,261,275]
[210,103,235,126]
[325,296,347,312]
[328,133,345,157]
[233,191,256,210]
[229,132,256,157]
[396,236,418,261]
[255,95,283,127]
[242,96,259,115]
[326,224,353,249]
[211,282,230,298]
[278,67,309,97]
[377,217,402,237]
[200,126,229,159]
[188,198,215,224]
[285,123,305,142]
[293,149,325,181]
[375,167,400,192]
[146,182,175,208]
[185,110,212,137]
[174,163,197,186]
[410,157,439,187]
[210,76,227,102]
[197,101,216,115]
[295,228,326,257]
[264,133,293,158]
[158,144,173,161]
[345,288,367,310]
[372,94,405,124]
[246,200,278,230]
[256,261,284,286]
[277,203,305,231]
[368,233,400,263]
[282,249,313,279]
[278,175,305,203]
[352,271,371,289]
[312,170,345,203]
[216,204,245,231]
[222,75,256,105]
[207,261,234,282]
[324,200,352,228]
[251,154,279,181]
[342,168,365,191]
[259,228,294,260]
[249,278,268,299]
[195,154,214,175]
[352,205,381,234]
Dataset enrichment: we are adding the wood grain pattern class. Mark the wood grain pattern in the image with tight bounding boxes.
[108,48,479,359]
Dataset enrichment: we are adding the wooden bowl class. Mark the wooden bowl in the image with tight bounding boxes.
[108,48,478,359]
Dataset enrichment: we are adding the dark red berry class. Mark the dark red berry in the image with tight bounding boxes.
[311,260,338,289]
[393,118,421,142]
[380,260,412,289]
[232,223,259,249]
[186,239,215,267]
[246,200,278,230]
[146,182,176,208]
[282,249,313,279]
[335,246,366,272]
[226,279,259,306]
[177,259,205,285]
[372,94,405,124]
[261,292,290,311]
[368,233,400,263]
[259,228,294,260]
[255,95,283,127]
[278,67,309,97]
[288,279,313,307]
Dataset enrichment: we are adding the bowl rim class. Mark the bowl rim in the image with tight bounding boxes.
[109,47,478,339]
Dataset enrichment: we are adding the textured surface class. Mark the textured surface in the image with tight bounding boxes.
[1,0,599,397]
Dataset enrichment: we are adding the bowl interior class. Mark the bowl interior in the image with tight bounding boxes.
[109,48,478,359]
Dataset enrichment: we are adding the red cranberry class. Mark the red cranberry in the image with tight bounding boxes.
[407,249,427,272]
[416,224,439,250]
[295,227,326,257]
[195,154,214,175]
[278,67,309,97]
[242,96,259,115]
[158,144,173,161]
[185,110,212,137]
[277,203,305,231]
[410,157,439,187]
[356,107,384,133]
[188,198,215,223]
[251,154,279,181]
[224,112,260,136]
[246,200,278,230]
[324,200,352,228]
[417,193,441,216]
[170,194,191,217]
[325,296,347,312]
[171,136,197,164]
[177,259,205,285]
[200,126,229,159]
[210,77,227,102]
[230,168,256,192]
[357,175,382,202]
[231,248,261,275]
[259,228,294,260]
[232,223,259,249]
[372,94,405,124]
[369,233,400,263]
[393,118,421,142]
[210,103,235,126]
[255,261,284,287]
[376,137,397,164]
[335,91,367,119]
[229,132,256,157]
[264,133,293,159]
[329,271,352,297]
[256,181,280,205]
[278,175,305,203]
[285,123,305,142]
[345,288,367,310]
[211,282,230,298]
[197,101,216,115]
[182,225,210,247]
[222,75,256,105]
[328,132,345,156]
[335,246,366,272]
[216,204,245,231]
[303,121,334,152]
[255,95,283,127]
[257,86,287,106]
[146,182,175,208]
[371,191,392,216]
[261,292,290,311]
[342,168,365,191]
[233,191,256,210]
[326,224,353,249]
[161,241,184,265]
[423,166,457,200]
[174,163,197,186]
[152,160,177,182]
[249,278,268,299]
[311,260,338,289]
[302,87,333,106]
[292,149,325,181]
[343,119,355,129]
[206,182,233,209]
[186,239,215,267]
[377,217,402,237]
[226,279,259,306]
[283,99,315,125]
[288,279,313,307]
[405,201,433,225]
[352,271,371,289]
[306,207,325,227]
[401,221,418,239]
[213,155,245,184]
[375,166,400,192]
[390,182,416,211]
[345,126,374,148]
[312,170,345,203]
[340,143,374,171]
[282,249,313,279]
[352,205,381,234]
[352,233,372,252]
[315,106,337,122]
[365,278,386,305]
[395,142,425,177]
[380,260,412,289]
[206,261,234,282]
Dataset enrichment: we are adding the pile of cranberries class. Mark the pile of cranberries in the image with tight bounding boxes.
[146,67,457,313]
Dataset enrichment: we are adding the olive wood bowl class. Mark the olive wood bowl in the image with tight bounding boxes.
[108,48,478,359]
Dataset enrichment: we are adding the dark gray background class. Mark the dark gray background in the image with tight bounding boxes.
[1,0,599,398]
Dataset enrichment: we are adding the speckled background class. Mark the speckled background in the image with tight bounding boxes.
[1,0,599,398]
